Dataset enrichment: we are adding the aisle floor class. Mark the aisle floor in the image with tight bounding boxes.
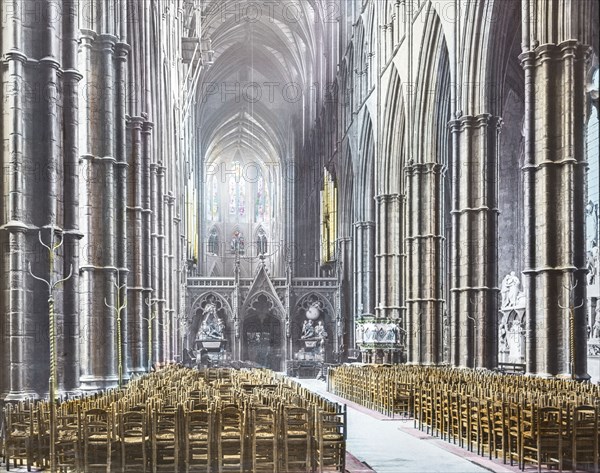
[298,378,505,473]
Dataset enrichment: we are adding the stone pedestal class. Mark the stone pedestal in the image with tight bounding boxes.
[498,306,526,364]
[195,339,226,352]
[295,338,325,362]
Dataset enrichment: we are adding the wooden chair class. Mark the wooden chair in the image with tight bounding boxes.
[4,405,34,471]
[521,406,564,473]
[507,401,522,468]
[55,406,81,472]
[477,398,493,458]
[490,400,509,464]
[447,391,461,444]
[182,409,212,473]
[393,382,413,418]
[314,406,346,473]
[249,407,278,472]
[117,410,148,472]
[216,406,245,473]
[282,406,311,473]
[82,408,113,473]
[151,408,180,473]
[566,405,598,473]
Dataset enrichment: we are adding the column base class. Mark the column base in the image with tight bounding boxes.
[4,389,39,402]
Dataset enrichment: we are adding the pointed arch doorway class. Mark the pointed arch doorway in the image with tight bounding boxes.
[242,294,283,371]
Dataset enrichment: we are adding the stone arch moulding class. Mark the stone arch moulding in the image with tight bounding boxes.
[190,292,233,322]
[241,291,285,321]
[294,293,335,324]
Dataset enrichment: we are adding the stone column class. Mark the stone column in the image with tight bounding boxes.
[449,115,501,369]
[337,237,353,352]
[79,32,120,390]
[141,120,154,369]
[354,221,376,316]
[376,194,402,320]
[405,162,445,365]
[115,40,130,380]
[520,41,590,379]
[164,192,175,361]
[1,0,32,399]
[154,162,166,364]
[126,116,145,375]
[60,1,84,393]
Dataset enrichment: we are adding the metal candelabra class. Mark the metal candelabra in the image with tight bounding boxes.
[28,229,73,473]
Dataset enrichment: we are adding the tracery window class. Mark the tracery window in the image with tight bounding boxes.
[320,167,338,264]
[206,175,219,221]
[255,174,270,221]
[228,161,245,217]
[208,228,219,255]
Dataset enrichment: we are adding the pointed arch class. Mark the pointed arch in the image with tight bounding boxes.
[356,110,375,221]
[413,5,451,165]
[379,65,406,196]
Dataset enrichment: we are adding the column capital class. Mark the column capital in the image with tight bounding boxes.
[449,114,503,131]
[375,193,401,203]
[353,221,375,229]
[142,121,155,133]
[126,116,145,129]
[96,34,118,50]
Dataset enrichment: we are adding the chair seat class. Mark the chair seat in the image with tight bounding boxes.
[122,436,148,443]
[57,431,79,441]
[286,430,309,437]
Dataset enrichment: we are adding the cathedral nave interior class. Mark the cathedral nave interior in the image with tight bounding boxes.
[0,0,599,471]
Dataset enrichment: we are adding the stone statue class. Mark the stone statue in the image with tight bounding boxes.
[356,324,364,343]
[587,245,599,285]
[508,319,523,362]
[300,319,315,339]
[501,271,521,308]
[593,314,600,339]
[315,321,328,340]
[197,303,224,340]
[499,311,509,351]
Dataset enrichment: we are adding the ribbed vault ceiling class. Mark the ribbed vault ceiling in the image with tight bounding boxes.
[197,0,319,166]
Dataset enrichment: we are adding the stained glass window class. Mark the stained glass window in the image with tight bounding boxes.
[206,175,219,221]
[320,167,338,264]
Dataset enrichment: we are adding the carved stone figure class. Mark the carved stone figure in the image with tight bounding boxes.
[508,319,523,362]
[315,320,328,340]
[501,271,521,308]
[588,245,599,285]
[300,319,315,339]
[499,311,509,351]
[197,303,224,340]
[593,315,600,339]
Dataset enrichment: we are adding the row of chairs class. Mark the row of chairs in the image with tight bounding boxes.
[1,366,346,472]
[330,365,600,472]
